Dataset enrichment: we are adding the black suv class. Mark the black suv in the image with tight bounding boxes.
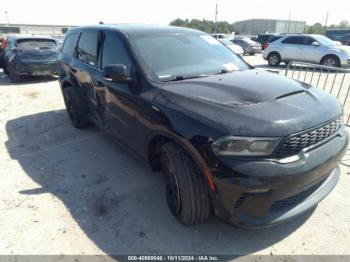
[256,34,276,49]
[58,25,348,228]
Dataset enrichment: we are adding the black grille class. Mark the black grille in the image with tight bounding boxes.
[234,195,247,210]
[269,180,324,214]
[275,118,343,158]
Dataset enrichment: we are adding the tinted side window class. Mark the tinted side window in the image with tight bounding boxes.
[101,32,132,71]
[77,32,98,66]
[270,36,282,43]
[303,37,315,45]
[62,33,78,55]
[282,36,303,45]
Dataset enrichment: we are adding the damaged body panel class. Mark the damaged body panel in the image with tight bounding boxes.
[58,25,349,228]
[3,36,59,82]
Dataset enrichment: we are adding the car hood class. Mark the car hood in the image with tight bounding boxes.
[333,45,350,53]
[159,69,342,137]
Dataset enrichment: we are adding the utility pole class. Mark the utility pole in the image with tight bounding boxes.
[5,11,10,25]
[324,11,329,33]
[214,3,218,33]
[287,11,291,33]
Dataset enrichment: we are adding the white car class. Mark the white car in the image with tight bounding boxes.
[263,34,350,67]
[219,39,244,56]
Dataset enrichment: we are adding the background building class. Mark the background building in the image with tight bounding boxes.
[234,19,306,35]
[0,23,73,38]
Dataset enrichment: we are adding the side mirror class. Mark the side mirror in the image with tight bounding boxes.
[11,47,21,53]
[103,64,133,83]
[311,41,320,47]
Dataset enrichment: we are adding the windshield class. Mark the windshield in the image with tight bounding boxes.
[131,33,249,81]
[313,35,337,46]
[16,39,57,51]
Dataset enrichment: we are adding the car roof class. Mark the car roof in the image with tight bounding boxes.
[67,24,204,37]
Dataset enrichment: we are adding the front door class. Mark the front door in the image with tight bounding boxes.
[94,31,138,149]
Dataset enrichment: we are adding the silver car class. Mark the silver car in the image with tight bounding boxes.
[219,39,244,56]
[263,34,350,67]
[232,37,262,55]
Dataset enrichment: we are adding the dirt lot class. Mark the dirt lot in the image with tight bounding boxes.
[0,54,349,256]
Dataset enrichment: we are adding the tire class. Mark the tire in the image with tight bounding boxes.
[321,55,340,68]
[161,142,211,225]
[2,65,9,75]
[8,65,20,82]
[250,52,255,56]
[62,86,91,129]
[267,52,281,67]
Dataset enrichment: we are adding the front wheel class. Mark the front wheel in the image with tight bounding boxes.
[321,55,340,68]
[161,142,211,225]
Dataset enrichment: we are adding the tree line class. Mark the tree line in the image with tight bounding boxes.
[170,18,350,34]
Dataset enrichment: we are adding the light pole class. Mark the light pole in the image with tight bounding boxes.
[214,3,218,33]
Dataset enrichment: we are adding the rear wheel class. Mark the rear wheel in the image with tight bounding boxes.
[8,65,20,82]
[2,64,9,75]
[267,52,281,67]
[321,55,340,68]
[62,86,91,129]
[161,142,211,225]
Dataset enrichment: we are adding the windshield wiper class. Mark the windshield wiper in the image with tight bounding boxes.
[162,74,208,82]
[162,69,236,82]
[213,69,234,75]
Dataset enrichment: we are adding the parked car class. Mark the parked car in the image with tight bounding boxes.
[264,34,350,67]
[231,37,262,55]
[326,29,350,46]
[263,35,283,50]
[211,33,230,39]
[256,34,276,50]
[0,37,6,69]
[2,35,59,82]
[219,39,244,56]
[59,25,348,228]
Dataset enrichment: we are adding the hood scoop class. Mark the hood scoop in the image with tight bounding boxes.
[194,95,258,107]
[275,90,306,100]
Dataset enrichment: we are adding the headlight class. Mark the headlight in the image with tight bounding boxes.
[211,136,281,156]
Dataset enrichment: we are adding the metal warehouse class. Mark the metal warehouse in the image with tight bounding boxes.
[0,23,73,38]
[234,19,306,35]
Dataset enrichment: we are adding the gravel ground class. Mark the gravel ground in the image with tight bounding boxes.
[0,55,349,256]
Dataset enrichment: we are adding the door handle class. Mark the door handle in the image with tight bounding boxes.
[92,79,105,87]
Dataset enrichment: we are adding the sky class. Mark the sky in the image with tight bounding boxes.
[0,0,348,26]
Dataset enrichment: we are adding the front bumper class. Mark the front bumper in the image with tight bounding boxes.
[209,128,348,228]
[15,61,58,76]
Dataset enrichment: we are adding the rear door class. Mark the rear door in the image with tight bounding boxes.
[73,30,101,108]
[59,32,79,76]
[281,36,304,60]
